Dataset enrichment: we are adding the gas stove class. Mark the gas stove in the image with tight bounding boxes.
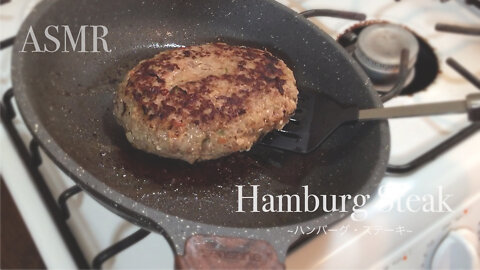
[1,0,479,269]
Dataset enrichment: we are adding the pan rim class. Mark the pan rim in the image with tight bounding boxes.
[11,0,390,259]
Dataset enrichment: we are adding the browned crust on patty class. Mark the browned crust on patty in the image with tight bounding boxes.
[114,43,298,163]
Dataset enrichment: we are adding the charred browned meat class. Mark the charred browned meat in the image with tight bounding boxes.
[114,43,298,163]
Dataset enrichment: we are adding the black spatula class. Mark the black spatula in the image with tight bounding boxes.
[258,90,480,153]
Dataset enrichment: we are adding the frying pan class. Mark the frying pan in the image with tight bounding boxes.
[12,0,389,268]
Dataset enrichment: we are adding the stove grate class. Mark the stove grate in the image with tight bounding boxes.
[387,123,480,174]
[0,37,14,50]
[58,185,83,220]
[1,87,155,269]
[300,9,366,21]
[466,0,480,9]
[435,23,480,35]
[380,49,410,102]
[1,88,90,268]
[92,229,151,270]
[446,58,480,89]
[386,59,480,174]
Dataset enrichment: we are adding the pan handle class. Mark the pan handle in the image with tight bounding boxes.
[175,235,284,270]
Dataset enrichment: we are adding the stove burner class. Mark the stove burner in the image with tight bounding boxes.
[354,23,419,91]
[338,21,439,96]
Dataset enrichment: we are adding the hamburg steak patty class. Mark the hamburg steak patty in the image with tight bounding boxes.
[114,43,298,163]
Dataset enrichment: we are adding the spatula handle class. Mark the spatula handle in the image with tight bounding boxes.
[358,93,480,122]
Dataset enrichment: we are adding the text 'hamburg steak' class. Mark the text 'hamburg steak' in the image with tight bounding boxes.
[114,43,298,163]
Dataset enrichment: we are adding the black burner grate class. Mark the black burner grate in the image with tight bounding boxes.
[386,58,480,174]
[1,89,153,269]
[1,89,90,268]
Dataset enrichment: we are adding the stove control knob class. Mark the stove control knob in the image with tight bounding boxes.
[430,228,479,270]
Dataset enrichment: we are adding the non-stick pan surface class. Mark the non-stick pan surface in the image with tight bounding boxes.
[12,0,389,259]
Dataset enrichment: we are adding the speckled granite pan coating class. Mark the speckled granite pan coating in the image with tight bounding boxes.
[12,0,389,260]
